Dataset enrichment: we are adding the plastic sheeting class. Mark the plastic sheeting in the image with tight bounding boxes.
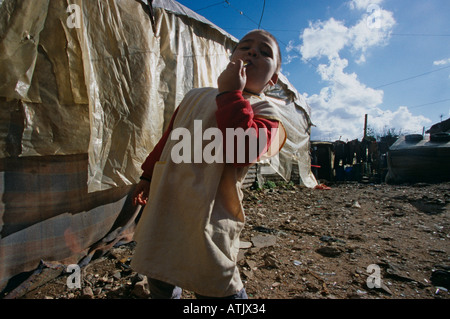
[266,73,316,187]
[386,135,450,184]
[0,0,91,157]
[0,0,315,294]
[0,0,315,192]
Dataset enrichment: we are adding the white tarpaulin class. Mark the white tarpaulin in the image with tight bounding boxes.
[0,0,316,294]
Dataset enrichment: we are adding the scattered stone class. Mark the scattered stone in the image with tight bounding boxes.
[242,269,254,279]
[93,288,103,296]
[347,233,364,241]
[393,211,406,217]
[316,246,343,258]
[384,263,416,283]
[305,282,319,292]
[237,249,246,262]
[378,281,393,295]
[246,260,257,270]
[352,201,361,208]
[253,226,278,234]
[248,247,261,255]
[251,234,277,248]
[263,253,279,268]
[356,289,367,296]
[132,277,150,298]
[320,235,345,244]
[132,273,146,284]
[239,241,252,249]
[81,287,94,299]
[431,269,450,289]
[112,271,122,280]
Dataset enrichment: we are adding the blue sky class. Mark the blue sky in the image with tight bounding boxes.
[176,0,450,141]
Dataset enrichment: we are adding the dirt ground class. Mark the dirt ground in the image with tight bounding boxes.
[18,181,450,300]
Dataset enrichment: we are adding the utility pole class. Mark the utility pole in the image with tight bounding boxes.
[363,114,368,140]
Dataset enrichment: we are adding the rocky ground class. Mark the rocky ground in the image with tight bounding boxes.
[18,181,450,300]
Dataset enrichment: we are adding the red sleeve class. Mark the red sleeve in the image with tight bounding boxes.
[140,108,179,180]
[215,90,280,167]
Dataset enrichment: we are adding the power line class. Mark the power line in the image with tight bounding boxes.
[374,65,450,89]
[181,1,264,30]
[226,1,260,27]
[391,33,450,37]
[258,0,266,29]
[409,98,450,109]
[194,1,228,12]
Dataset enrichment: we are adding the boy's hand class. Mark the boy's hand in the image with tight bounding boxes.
[132,179,150,206]
[217,60,246,93]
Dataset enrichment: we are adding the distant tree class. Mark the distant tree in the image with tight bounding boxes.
[366,125,400,149]
[367,125,402,142]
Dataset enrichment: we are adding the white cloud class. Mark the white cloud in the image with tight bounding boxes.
[283,54,299,65]
[300,18,350,61]
[368,107,431,136]
[348,0,384,11]
[306,57,386,141]
[433,58,450,66]
[300,6,395,63]
[283,42,300,65]
[294,1,431,141]
[310,102,432,142]
[285,40,297,53]
[282,40,301,66]
[349,9,395,63]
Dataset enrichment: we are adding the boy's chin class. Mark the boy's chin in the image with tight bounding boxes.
[243,87,259,95]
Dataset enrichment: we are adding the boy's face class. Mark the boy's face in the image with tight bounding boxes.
[231,31,279,94]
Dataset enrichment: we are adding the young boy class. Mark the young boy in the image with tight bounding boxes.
[130,29,286,299]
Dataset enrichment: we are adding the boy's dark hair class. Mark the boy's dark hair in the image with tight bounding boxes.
[232,29,282,74]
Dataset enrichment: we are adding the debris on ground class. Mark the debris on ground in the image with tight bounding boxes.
[17,181,450,299]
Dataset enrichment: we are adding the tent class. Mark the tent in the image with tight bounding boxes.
[0,0,316,296]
